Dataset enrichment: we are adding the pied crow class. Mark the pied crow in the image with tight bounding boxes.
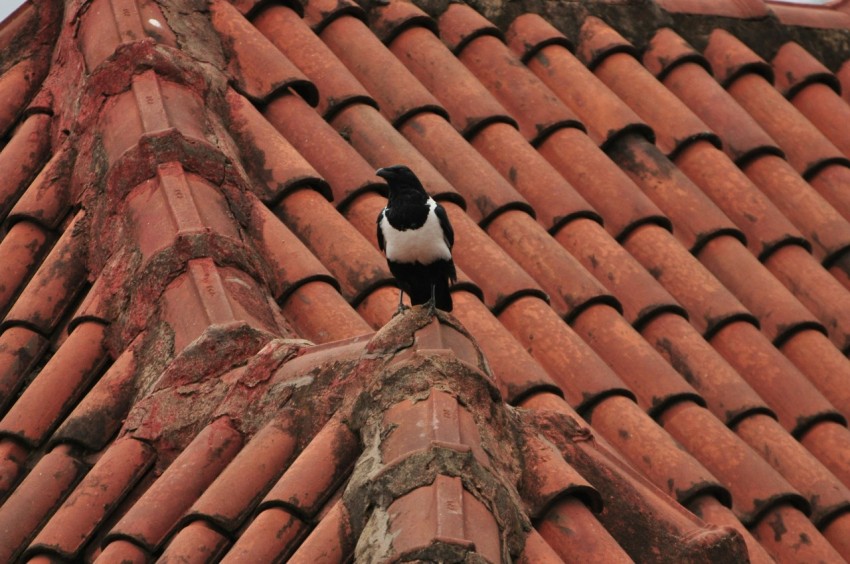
[376,165,457,313]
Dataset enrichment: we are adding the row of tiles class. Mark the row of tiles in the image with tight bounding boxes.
[4,0,848,560]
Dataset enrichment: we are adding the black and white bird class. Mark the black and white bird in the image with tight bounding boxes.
[376,165,457,313]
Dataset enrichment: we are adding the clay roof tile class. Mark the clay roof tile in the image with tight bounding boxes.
[580,23,720,158]
[773,41,839,100]
[0,445,87,562]
[662,403,808,526]
[537,128,671,240]
[0,58,47,138]
[0,326,48,415]
[220,506,307,562]
[252,5,377,121]
[210,0,317,107]
[106,418,243,552]
[225,88,331,204]
[0,221,50,316]
[7,147,74,231]
[0,322,107,448]
[511,15,653,150]
[774,44,850,163]
[2,212,87,336]
[704,29,773,87]
[642,27,712,80]
[645,28,781,166]
[0,113,52,221]
[387,22,517,140]
[186,413,298,533]
[51,344,138,452]
[260,415,358,519]
[499,298,635,415]
[25,437,154,561]
[8,0,850,560]
[286,499,354,562]
[158,520,230,563]
[450,27,584,147]
[302,0,364,32]
[319,13,448,128]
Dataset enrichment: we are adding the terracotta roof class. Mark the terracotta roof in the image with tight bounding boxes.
[3,0,850,561]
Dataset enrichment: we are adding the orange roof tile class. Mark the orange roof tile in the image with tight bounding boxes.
[6,0,850,561]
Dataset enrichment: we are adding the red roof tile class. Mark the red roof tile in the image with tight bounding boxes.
[385,473,501,561]
[0,322,107,448]
[0,445,86,562]
[2,212,87,336]
[210,0,317,107]
[105,417,242,553]
[26,436,154,561]
[0,114,52,220]
[260,414,358,518]
[7,0,850,561]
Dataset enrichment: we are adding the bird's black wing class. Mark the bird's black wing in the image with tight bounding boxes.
[434,203,454,249]
[376,208,386,252]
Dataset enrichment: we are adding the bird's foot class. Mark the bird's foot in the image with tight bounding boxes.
[426,296,437,317]
[393,303,410,317]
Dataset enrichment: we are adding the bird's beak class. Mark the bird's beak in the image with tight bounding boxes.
[376,168,391,180]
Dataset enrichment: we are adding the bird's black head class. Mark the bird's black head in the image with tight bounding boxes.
[376,165,426,196]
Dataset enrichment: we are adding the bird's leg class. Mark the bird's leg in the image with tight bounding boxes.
[394,288,408,316]
[427,283,437,315]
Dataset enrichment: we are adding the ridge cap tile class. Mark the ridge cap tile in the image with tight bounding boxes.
[655,0,771,18]
[77,0,177,72]
[768,2,850,30]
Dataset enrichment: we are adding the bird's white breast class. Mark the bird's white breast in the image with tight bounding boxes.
[380,199,452,264]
